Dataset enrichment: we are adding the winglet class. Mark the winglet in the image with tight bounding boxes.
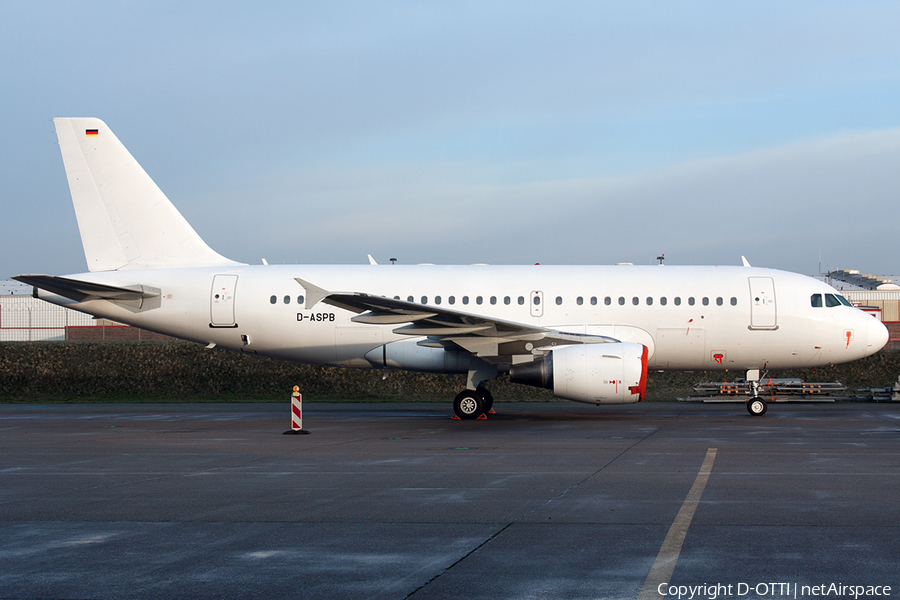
[294,278,330,309]
[367,254,378,265]
[741,256,751,268]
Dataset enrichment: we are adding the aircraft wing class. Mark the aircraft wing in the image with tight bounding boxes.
[296,278,617,360]
[13,274,161,311]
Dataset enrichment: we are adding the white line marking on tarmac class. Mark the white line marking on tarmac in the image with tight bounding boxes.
[637,447,717,600]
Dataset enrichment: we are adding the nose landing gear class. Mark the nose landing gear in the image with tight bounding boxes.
[745,368,767,416]
[747,397,768,416]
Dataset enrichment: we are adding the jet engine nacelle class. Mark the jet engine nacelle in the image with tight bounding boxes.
[510,342,648,404]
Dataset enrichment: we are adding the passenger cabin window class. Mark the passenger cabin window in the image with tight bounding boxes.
[476,296,483,305]
[674,297,681,306]
[504,296,511,305]
[435,296,442,305]
[270,295,277,304]
[646,297,653,306]
[283,295,290,304]
[518,296,525,305]
[462,296,469,305]
[533,296,541,305]
[702,297,709,306]
[716,297,723,306]
[660,297,667,306]
[619,297,625,305]
[603,297,610,306]
[731,297,737,306]
[632,297,639,306]
[556,296,563,305]
[577,296,583,306]
[688,297,695,306]
[490,296,497,305]
[421,296,428,304]
[408,296,414,303]
[298,295,305,304]
[448,296,455,305]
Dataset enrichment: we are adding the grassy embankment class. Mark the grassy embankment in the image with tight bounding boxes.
[0,341,897,403]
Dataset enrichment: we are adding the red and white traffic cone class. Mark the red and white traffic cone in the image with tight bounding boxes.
[283,385,310,435]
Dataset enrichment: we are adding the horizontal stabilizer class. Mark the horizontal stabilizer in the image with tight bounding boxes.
[13,274,161,311]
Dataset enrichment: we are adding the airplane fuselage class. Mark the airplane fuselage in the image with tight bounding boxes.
[38,263,884,375]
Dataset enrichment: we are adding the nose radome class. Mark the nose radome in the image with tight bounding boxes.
[866,316,890,356]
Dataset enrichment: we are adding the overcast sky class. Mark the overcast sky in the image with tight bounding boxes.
[2,1,899,279]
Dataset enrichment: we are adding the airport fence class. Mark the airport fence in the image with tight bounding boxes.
[0,296,172,341]
[0,296,92,341]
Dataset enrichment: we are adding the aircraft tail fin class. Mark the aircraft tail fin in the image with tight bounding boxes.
[53,117,242,271]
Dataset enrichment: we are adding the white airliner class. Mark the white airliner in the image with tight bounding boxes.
[15,118,889,418]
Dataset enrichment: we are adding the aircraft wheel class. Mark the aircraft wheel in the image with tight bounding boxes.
[477,387,494,413]
[747,398,767,416]
[454,390,484,420]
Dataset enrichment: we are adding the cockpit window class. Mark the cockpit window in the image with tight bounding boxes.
[811,294,822,308]
[837,295,852,307]
[824,293,842,308]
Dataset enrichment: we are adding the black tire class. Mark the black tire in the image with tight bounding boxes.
[477,387,494,413]
[747,398,767,416]
[453,390,484,420]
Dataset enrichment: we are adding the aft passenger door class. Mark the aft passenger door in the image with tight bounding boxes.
[748,276,776,330]
[210,274,238,327]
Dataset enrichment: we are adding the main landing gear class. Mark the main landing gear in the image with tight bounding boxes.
[453,364,498,420]
[453,387,494,420]
[745,368,767,416]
